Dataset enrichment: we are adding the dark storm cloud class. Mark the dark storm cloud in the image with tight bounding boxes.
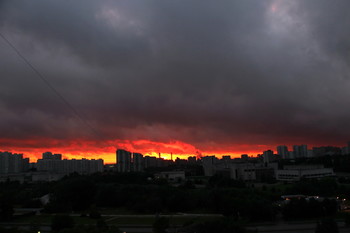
[1,0,350,148]
[0,0,151,67]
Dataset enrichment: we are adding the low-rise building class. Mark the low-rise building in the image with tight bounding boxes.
[276,165,334,182]
[155,171,185,182]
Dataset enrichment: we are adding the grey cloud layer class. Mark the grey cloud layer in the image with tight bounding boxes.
[1,0,350,147]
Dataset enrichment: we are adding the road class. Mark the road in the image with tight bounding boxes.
[2,215,349,233]
[247,221,348,233]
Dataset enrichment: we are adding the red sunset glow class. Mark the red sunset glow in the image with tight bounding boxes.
[0,138,272,164]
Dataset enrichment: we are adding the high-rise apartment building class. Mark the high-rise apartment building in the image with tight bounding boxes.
[116,149,132,172]
[263,150,274,164]
[342,146,350,155]
[0,152,29,174]
[188,156,197,164]
[277,145,289,159]
[144,156,157,168]
[293,145,308,158]
[132,153,144,172]
[42,152,62,160]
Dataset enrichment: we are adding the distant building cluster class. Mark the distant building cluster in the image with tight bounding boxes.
[202,155,277,182]
[0,151,29,174]
[202,154,334,182]
[1,141,350,183]
[37,152,103,175]
[115,149,195,172]
[201,143,346,182]
[0,151,103,183]
[276,144,350,159]
[113,142,350,183]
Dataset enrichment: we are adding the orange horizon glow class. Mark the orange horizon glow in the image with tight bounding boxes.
[2,138,345,164]
[0,138,271,164]
[4,150,263,164]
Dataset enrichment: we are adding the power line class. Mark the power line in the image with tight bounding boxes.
[0,32,102,138]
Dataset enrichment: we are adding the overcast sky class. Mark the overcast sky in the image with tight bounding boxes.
[1,0,350,158]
